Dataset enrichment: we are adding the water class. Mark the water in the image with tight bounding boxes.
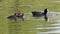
[36,12,60,34]
[9,12,60,34]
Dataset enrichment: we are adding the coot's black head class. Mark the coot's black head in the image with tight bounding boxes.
[44,8,48,16]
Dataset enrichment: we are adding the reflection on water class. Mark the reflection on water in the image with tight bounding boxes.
[36,12,60,34]
[9,12,60,34]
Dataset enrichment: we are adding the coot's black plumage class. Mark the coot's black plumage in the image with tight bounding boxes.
[32,9,48,22]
